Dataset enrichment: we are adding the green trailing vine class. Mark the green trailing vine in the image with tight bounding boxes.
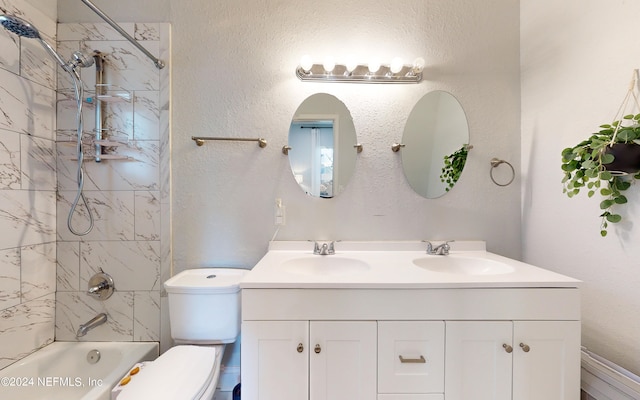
[440,145,469,191]
[561,114,640,236]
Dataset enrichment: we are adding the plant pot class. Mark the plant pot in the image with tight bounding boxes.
[604,143,640,174]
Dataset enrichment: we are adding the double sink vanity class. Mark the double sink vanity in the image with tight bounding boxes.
[240,241,581,400]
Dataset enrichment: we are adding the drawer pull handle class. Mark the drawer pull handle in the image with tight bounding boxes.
[314,344,321,354]
[520,343,531,353]
[399,355,426,363]
[503,344,513,353]
[297,343,304,353]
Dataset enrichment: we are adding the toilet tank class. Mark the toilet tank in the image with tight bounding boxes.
[164,268,248,344]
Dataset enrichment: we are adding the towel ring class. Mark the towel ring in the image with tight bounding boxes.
[490,158,515,187]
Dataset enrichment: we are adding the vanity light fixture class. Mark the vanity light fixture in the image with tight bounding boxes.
[296,55,424,83]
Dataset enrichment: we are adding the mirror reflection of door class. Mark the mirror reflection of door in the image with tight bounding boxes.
[289,119,336,198]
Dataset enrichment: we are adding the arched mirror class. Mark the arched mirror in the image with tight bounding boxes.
[401,91,470,198]
[287,93,358,198]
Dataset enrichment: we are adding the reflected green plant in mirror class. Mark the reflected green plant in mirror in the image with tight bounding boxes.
[440,144,470,192]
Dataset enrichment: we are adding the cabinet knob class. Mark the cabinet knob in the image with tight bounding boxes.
[297,343,304,353]
[520,343,531,353]
[314,344,321,354]
[503,343,513,353]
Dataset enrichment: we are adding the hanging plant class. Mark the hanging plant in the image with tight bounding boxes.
[561,71,640,236]
[440,144,470,191]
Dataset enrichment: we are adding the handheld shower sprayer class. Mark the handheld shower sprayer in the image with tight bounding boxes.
[0,15,94,71]
[1,14,95,236]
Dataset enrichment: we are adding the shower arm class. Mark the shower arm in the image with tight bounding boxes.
[80,0,165,69]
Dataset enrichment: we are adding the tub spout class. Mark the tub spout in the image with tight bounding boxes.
[76,313,107,337]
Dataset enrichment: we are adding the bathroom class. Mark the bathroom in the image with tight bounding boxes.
[1,0,639,398]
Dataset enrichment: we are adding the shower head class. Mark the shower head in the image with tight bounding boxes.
[0,14,40,39]
[0,14,74,71]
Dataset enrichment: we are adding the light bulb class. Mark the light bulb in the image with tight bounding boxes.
[323,57,335,73]
[390,57,404,74]
[300,55,313,72]
[412,57,426,73]
[368,58,381,74]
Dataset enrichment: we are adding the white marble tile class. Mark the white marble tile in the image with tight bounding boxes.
[0,67,56,140]
[0,248,21,311]
[0,128,21,189]
[21,33,57,90]
[56,241,80,292]
[0,190,56,249]
[134,24,160,41]
[57,190,135,241]
[57,140,159,191]
[135,191,161,240]
[0,29,20,75]
[82,40,160,91]
[103,93,134,137]
[58,23,135,41]
[21,134,55,190]
[80,240,160,291]
[0,294,55,369]
[20,242,56,301]
[55,88,96,133]
[133,91,160,140]
[134,291,160,341]
[55,291,134,341]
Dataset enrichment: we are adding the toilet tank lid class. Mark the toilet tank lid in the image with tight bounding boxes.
[164,268,249,294]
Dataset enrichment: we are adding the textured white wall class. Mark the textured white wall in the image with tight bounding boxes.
[170,0,522,269]
[522,0,640,375]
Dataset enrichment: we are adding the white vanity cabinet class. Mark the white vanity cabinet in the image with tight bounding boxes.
[241,320,377,400]
[445,320,580,400]
[241,288,581,400]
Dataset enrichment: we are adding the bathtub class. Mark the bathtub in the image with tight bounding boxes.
[0,341,158,400]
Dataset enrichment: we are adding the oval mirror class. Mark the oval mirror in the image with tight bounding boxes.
[401,91,470,198]
[287,93,358,198]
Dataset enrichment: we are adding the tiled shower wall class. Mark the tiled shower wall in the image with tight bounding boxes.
[0,0,58,369]
[55,23,170,343]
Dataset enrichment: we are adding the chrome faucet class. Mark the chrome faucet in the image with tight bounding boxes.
[313,241,335,255]
[425,240,454,256]
[76,313,107,337]
[87,269,114,300]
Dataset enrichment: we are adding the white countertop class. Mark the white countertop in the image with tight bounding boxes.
[240,241,581,289]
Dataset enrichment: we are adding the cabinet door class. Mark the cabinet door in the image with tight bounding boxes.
[445,321,513,400]
[241,321,309,400]
[378,321,445,394]
[512,321,581,400]
[309,321,377,400]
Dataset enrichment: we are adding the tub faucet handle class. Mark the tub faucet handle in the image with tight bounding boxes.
[87,269,114,300]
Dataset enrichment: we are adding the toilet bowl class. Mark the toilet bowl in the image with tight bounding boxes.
[114,268,248,400]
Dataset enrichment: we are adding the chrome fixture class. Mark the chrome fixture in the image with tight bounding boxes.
[0,14,95,236]
[192,136,267,148]
[76,313,107,337]
[80,0,165,69]
[87,269,115,300]
[296,56,424,84]
[425,240,453,256]
[314,241,336,255]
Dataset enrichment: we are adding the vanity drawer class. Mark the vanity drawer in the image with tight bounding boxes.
[378,321,445,394]
[378,395,444,400]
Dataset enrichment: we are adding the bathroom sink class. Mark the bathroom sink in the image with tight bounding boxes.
[412,255,515,275]
[280,257,370,276]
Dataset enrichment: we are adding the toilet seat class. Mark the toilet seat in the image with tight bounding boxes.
[117,345,222,400]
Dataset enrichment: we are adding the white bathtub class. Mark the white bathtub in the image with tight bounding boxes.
[0,341,158,400]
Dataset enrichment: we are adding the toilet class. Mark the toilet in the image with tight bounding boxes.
[114,268,247,400]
